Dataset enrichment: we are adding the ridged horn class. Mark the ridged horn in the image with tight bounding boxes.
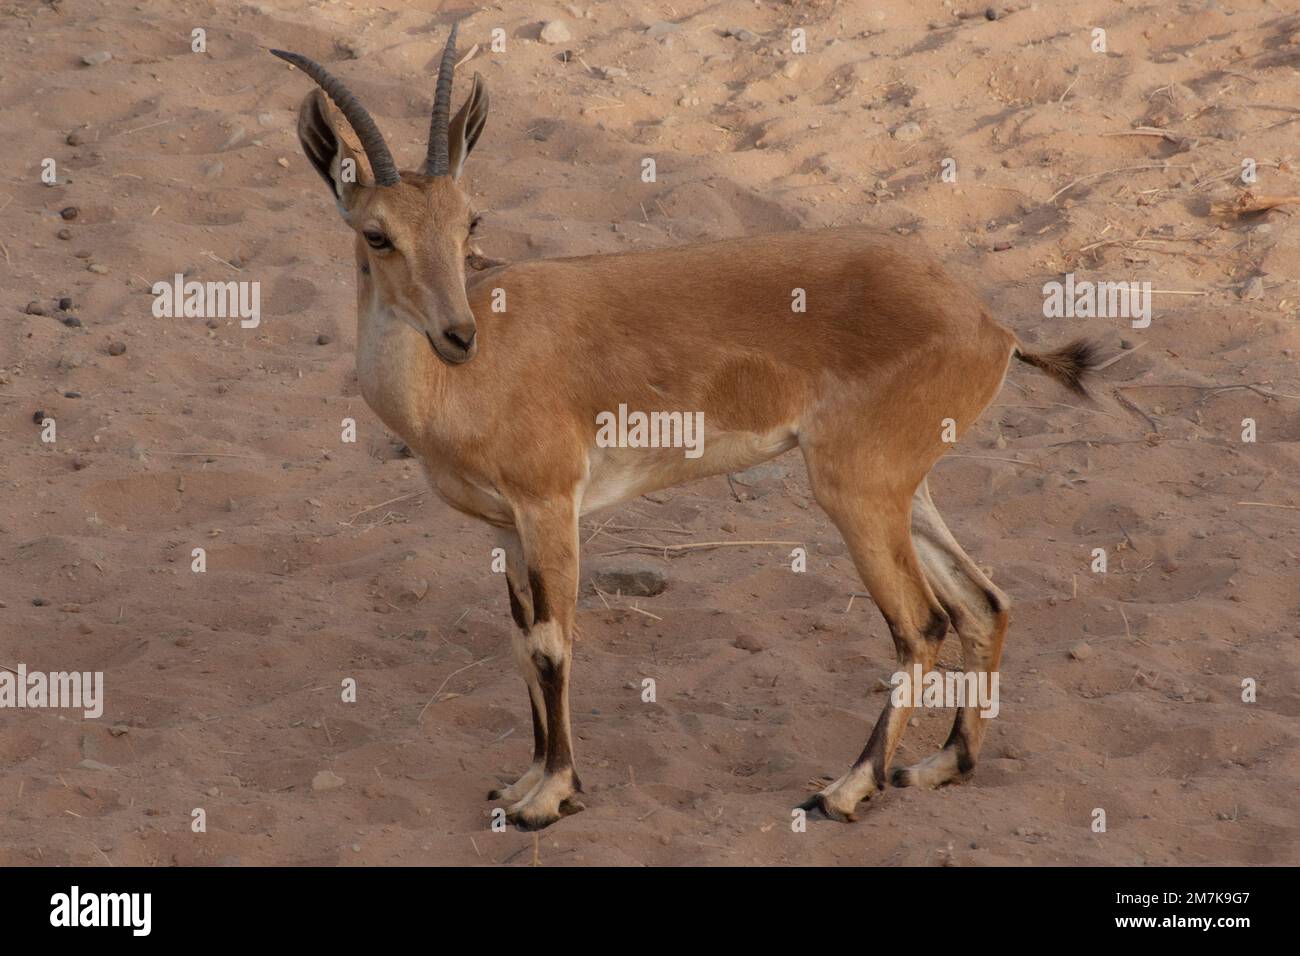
[424,22,460,176]
[270,48,400,187]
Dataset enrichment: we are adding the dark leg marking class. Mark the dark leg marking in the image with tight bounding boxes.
[942,709,976,775]
[533,652,573,776]
[506,577,530,631]
[850,705,893,790]
[528,692,546,763]
[527,569,551,624]
[923,608,950,644]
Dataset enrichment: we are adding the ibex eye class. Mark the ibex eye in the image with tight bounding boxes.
[363,230,390,250]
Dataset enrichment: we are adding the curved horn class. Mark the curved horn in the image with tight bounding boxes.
[270,49,400,187]
[424,22,460,176]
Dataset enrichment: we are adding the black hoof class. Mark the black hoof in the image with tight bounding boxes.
[797,793,857,823]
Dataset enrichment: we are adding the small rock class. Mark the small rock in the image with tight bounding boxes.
[257,111,276,127]
[87,263,109,274]
[62,316,81,328]
[24,301,46,316]
[645,20,679,37]
[81,51,113,66]
[32,596,48,606]
[32,409,46,424]
[64,391,81,399]
[58,296,73,311]
[733,633,765,653]
[597,65,628,80]
[781,59,803,80]
[107,340,127,356]
[109,724,130,737]
[589,561,668,597]
[1120,338,1135,349]
[312,770,346,792]
[57,353,85,370]
[892,121,924,141]
[66,131,85,146]
[334,37,370,60]
[540,20,572,44]
[1239,276,1265,300]
[985,6,999,19]
[1069,641,1093,661]
[57,227,73,240]
[316,333,331,345]
[60,206,79,221]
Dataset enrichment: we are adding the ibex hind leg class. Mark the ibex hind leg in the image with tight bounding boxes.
[892,480,1010,789]
[797,451,950,822]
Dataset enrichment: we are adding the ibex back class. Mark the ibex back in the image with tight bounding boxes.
[271,27,1102,830]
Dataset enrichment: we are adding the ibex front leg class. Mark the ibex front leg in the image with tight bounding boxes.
[501,500,584,830]
[487,527,548,805]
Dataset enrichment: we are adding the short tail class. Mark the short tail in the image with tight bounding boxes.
[1013,338,1104,398]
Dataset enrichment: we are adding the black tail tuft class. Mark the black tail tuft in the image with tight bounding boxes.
[1013,338,1104,398]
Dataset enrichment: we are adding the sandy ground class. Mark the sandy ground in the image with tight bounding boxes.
[1,0,1298,866]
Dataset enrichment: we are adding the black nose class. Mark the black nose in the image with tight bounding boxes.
[444,325,476,352]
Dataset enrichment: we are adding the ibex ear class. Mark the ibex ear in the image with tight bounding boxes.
[448,73,488,180]
[296,89,369,215]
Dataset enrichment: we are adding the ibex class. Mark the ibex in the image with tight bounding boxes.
[271,27,1102,830]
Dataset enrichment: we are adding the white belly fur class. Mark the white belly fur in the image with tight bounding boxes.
[580,424,799,516]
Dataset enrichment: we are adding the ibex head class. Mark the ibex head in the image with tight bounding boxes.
[272,24,489,365]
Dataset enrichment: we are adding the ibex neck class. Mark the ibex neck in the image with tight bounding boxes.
[354,306,445,454]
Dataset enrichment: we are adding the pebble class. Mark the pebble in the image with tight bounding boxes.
[57,353,85,370]
[32,409,46,423]
[60,206,79,221]
[589,561,668,597]
[1239,276,1264,300]
[1069,641,1093,661]
[66,131,85,146]
[24,301,46,316]
[316,333,331,345]
[32,597,48,606]
[1120,338,1135,349]
[64,391,81,399]
[87,263,109,274]
[781,59,803,79]
[986,6,999,19]
[257,112,276,127]
[58,296,73,310]
[107,340,127,356]
[892,121,924,141]
[57,227,73,240]
[63,316,82,328]
[540,20,572,44]
[597,65,628,80]
[81,51,113,66]
[724,27,758,42]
